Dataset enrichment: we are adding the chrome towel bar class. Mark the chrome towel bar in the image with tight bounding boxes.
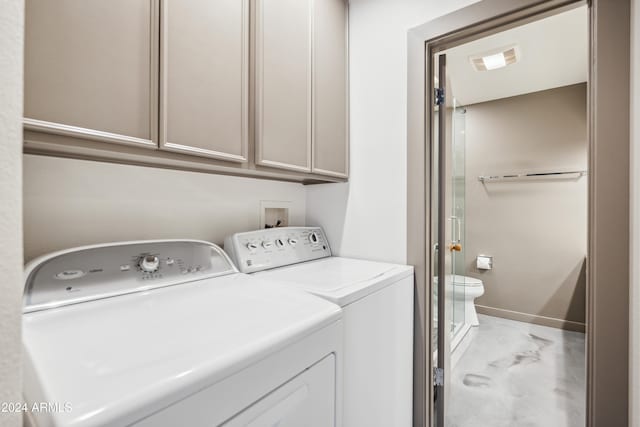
[478,170,587,183]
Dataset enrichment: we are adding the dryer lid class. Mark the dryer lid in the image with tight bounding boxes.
[23,273,341,427]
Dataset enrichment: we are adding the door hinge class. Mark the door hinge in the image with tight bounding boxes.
[433,367,444,386]
[434,88,445,106]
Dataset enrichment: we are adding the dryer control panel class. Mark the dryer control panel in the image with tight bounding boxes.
[224,227,332,273]
[23,240,237,313]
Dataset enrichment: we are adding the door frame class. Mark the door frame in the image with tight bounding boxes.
[406,1,631,426]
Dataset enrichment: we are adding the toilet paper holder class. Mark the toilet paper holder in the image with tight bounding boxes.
[476,255,493,270]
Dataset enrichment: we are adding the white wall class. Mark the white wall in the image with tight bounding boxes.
[630,0,639,425]
[23,155,305,261]
[0,0,23,426]
[306,0,477,264]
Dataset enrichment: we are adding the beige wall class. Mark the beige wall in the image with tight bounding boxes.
[0,0,24,426]
[464,83,587,330]
[23,155,305,262]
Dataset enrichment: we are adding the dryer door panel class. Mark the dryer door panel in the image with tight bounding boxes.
[132,353,336,427]
[224,354,335,427]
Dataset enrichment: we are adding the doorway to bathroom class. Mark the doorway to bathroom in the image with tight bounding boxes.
[432,7,588,426]
[407,1,631,427]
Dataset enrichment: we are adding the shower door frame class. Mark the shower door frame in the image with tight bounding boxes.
[406,1,631,426]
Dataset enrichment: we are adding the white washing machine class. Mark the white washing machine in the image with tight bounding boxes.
[225,227,414,427]
[22,240,343,427]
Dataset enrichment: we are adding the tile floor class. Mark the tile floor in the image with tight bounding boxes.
[447,314,586,427]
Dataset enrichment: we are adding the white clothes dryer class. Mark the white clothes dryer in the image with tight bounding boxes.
[22,240,343,427]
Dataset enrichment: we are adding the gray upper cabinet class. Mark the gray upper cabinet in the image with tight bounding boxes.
[256,0,349,177]
[312,0,349,178]
[160,0,249,162]
[24,0,348,183]
[24,0,158,148]
[255,0,313,172]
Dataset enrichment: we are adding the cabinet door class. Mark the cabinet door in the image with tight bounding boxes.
[24,0,158,148]
[312,0,348,178]
[256,0,312,172]
[160,0,249,162]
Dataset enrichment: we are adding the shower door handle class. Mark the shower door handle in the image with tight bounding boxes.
[449,216,462,251]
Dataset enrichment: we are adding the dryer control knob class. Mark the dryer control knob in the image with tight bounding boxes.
[262,241,274,249]
[309,232,319,244]
[288,238,298,246]
[275,239,285,248]
[139,255,160,273]
[246,242,259,253]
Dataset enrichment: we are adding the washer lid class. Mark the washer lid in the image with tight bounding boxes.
[255,257,414,306]
[23,273,341,427]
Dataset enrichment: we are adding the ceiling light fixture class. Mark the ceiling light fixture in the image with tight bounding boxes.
[469,45,519,71]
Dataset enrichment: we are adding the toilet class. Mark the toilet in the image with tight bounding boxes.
[452,275,485,326]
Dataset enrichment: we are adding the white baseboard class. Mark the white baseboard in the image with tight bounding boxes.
[475,305,586,333]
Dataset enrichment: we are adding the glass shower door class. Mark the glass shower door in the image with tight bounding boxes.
[432,53,467,427]
[432,53,453,427]
[451,98,466,344]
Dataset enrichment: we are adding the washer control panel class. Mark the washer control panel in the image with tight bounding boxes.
[23,240,237,313]
[224,227,331,273]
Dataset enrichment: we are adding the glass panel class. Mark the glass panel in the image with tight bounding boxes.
[431,61,440,364]
[432,59,466,426]
[451,98,466,343]
[433,53,454,427]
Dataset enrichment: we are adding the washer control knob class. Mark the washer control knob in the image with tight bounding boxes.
[139,255,160,273]
[262,241,274,249]
[246,242,259,253]
[288,238,298,246]
[275,238,285,248]
[309,232,320,244]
